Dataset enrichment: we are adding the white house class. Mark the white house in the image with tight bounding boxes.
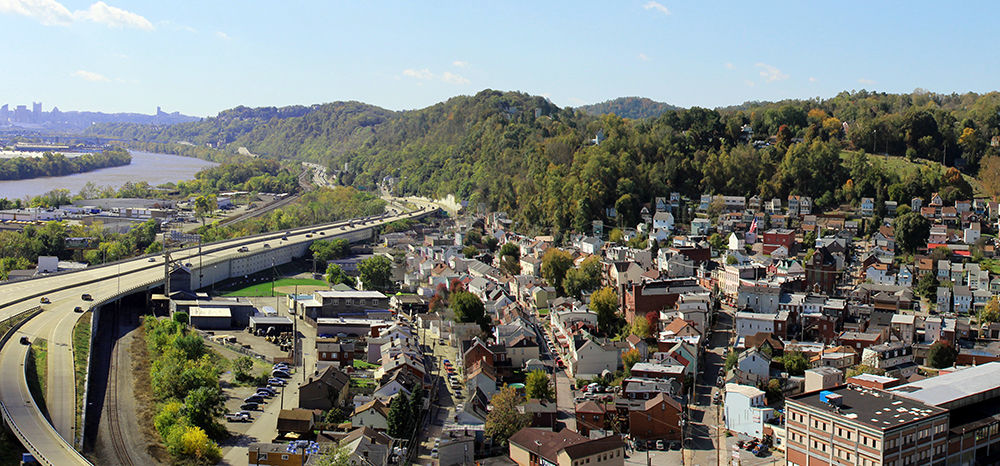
[860,197,875,217]
[570,339,622,378]
[734,311,776,338]
[724,383,776,439]
[735,347,771,384]
[652,211,674,234]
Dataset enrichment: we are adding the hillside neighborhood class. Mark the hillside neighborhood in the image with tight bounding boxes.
[240,188,1000,466]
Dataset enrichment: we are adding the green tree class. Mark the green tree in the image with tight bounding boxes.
[590,287,622,335]
[983,296,1000,323]
[176,425,222,464]
[893,212,931,253]
[358,255,392,292]
[622,348,641,376]
[608,228,624,244]
[724,350,739,372]
[764,378,783,403]
[233,356,254,383]
[325,263,354,287]
[499,243,521,275]
[708,233,726,251]
[631,315,653,338]
[182,386,226,434]
[387,394,412,438]
[462,245,479,258]
[313,446,352,466]
[915,272,939,301]
[541,248,573,294]
[562,256,602,298]
[451,291,490,330]
[310,239,349,262]
[845,364,886,378]
[927,341,958,369]
[172,311,189,325]
[193,195,216,225]
[525,370,554,401]
[484,385,530,446]
[781,351,809,376]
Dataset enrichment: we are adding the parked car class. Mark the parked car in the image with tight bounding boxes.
[255,390,274,398]
[238,246,249,252]
[148,257,156,262]
[225,412,251,422]
[240,402,260,411]
[257,387,277,396]
[39,297,50,304]
[263,244,270,249]
[73,306,84,313]
[81,294,92,301]
[19,336,29,345]
[272,370,291,379]
[268,378,287,386]
[244,395,265,404]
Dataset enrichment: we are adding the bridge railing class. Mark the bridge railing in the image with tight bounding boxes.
[0,209,436,312]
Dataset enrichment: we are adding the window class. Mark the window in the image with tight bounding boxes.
[282,455,289,460]
[260,453,268,460]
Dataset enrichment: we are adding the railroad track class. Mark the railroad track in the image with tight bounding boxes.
[106,309,134,466]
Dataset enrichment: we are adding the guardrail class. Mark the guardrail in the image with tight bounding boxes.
[0,207,439,463]
[0,209,435,314]
[0,306,91,465]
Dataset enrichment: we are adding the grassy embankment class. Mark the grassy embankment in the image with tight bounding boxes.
[72,311,92,438]
[26,338,48,419]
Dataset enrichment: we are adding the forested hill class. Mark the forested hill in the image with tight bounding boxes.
[578,97,680,119]
[89,89,1000,239]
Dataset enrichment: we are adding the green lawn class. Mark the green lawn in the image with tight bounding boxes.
[980,258,1000,274]
[840,150,983,195]
[351,377,376,388]
[221,278,328,297]
[353,359,379,370]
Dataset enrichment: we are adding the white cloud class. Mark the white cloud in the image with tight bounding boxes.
[452,60,468,68]
[0,0,152,29]
[745,80,755,87]
[642,1,670,15]
[858,78,876,85]
[402,68,433,80]
[72,69,110,82]
[215,31,230,40]
[809,76,817,82]
[0,0,73,26]
[441,71,469,85]
[76,1,152,30]
[402,68,469,86]
[638,53,649,61]
[755,62,788,82]
[725,62,734,70]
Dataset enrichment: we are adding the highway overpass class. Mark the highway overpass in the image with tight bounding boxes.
[0,204,438,465]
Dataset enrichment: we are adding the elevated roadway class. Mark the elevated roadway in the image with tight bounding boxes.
[0,204,438,465]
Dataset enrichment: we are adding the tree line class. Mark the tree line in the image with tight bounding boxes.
[0,148,130,181]
[86,89,1000,235]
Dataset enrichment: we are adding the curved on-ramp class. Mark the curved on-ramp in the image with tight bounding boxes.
[0,205,438,465]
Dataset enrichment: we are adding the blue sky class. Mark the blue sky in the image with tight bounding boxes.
[0,1,996,116]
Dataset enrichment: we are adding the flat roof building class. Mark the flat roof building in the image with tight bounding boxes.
[786,385,949,466]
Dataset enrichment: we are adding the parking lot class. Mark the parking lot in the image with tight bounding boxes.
[724,435,784,466]
[624,447,683,465]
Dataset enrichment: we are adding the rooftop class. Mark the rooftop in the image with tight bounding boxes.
[316,290,387,299]
[789,385,946,431]
[889,362,1000,409]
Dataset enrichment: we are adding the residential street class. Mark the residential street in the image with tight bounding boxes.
[685,308,732,466]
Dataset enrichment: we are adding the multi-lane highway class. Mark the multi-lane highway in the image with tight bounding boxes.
[0,205,437,465]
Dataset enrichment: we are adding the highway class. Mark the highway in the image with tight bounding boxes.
[0,204,437,465]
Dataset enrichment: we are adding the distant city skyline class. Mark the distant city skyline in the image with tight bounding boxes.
[0,1,998,116]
